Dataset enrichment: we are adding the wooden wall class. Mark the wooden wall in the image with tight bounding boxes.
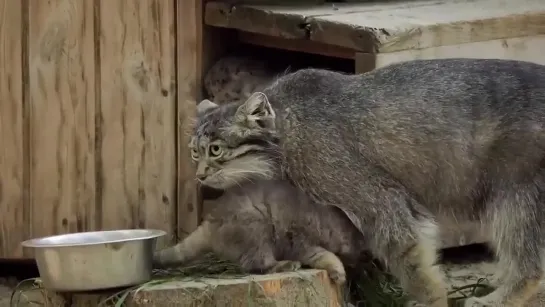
[0,0,203,259]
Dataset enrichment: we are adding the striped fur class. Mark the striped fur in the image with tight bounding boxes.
[191,98,281,190]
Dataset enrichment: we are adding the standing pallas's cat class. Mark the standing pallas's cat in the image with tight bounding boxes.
[153,101,367,285]
[198,58,545,307]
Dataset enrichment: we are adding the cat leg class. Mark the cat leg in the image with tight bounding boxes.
[214,222,300,274]
[297,246,347,285]
[153,221,213,267]
[464,188,543,307]
[377,217,448,307]
[353,184,447,307]
[233,246,302,275]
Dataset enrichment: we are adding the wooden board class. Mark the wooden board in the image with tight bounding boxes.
[176,0,204,239]
[0,0,26,258]
[27,0,96,241]
[98,0,177,248]
[205,1,309,39]
[38,270,342,307]
[206,0,545,53]
[356,35,545,73]
[1,0,186,258]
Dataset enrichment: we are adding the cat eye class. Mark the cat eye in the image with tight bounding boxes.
[209,145,223,157]
[190,147,199,161]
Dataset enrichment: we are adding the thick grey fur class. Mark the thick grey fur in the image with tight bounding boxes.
[153,100,368,286]
[192,58,545,307]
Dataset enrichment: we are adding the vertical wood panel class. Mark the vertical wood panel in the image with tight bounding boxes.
[0,0,25,258]
[98,0,176,246]
[28,0,96,238]
[176,0,203,238]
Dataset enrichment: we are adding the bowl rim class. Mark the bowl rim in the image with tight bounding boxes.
[20,229,167,248]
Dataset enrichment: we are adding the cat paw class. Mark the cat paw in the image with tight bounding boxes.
[328,269,346,285]
[268,260,302,273]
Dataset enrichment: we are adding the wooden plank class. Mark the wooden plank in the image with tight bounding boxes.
[176,1,203,237]
[357,34,545,73]
[205,0,441,37]
[206,0,545,54]
[354,53,376,73]
[27,0,96,242]
[39,270,342,307]
[238,31,355,59]
[205,1,308,39]
[98,0,177,248]
[0,0,25,258]
[310,0,545,53]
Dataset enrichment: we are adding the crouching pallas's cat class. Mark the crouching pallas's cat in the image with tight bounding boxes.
[161,58,545,307]
[153,100,367,285]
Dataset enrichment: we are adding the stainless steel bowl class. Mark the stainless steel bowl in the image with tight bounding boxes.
[21,229,166,292]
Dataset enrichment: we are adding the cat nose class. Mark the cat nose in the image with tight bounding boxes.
[196,174,208,180]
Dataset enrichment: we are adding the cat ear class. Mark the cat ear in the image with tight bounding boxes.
[235,92,276,129]
[197,99,219,114]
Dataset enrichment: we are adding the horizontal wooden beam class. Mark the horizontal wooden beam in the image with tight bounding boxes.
[238,31,355,59]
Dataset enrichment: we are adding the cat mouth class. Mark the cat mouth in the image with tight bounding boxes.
[199,175,229,190]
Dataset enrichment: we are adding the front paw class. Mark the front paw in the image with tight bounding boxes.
[328,269,346,285]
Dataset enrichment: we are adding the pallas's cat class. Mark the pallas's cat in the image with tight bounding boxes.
[153,100,366,285]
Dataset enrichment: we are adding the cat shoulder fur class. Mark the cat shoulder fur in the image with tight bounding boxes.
[231,58,545,307]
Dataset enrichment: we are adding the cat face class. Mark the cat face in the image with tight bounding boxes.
[190,93,280,190]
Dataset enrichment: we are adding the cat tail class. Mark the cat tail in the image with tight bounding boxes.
[153,221,212,268]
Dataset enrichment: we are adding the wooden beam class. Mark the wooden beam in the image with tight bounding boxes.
[205,1,308,40]
[357,35,545,74]
[238,31,355,60]
[0,0,26,258]
[176,0,203,239]
[206,0,545,54]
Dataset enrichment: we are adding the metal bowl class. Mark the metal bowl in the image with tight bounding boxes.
[21,229,166,292]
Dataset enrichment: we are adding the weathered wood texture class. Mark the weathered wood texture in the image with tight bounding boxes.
[28,0,97,251]
[356,35,545,73]
[0,0,199,258]
[37,270,342,307]
[0,0,25,258]
[206,0,545,54]
[176,0,235,239]
[176,0,202,241]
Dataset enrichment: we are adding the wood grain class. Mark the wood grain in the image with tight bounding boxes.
[205,1,308,40]
[0,0,25,258]
[27,0,96,241]
[205,0,545,53]
[98,0,176,247]
[40,270,342,307]
[368,35,545,70]
[176,0,203,238]
[238,31,355,59]
[310,0,545,53]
